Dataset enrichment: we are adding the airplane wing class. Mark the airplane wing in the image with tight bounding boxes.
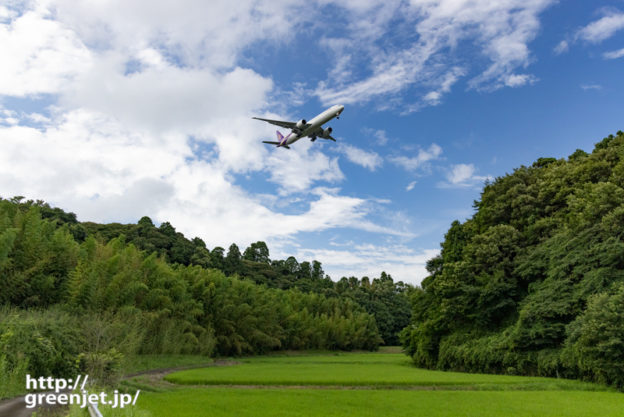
[316,128,337,142]
[252,117,297,129]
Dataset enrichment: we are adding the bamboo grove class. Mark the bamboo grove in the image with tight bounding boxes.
[0,199,384,397]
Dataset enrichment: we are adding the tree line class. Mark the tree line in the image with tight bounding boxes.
[0,200,382,397]
[401,130,624,389]
[8,198,413,345]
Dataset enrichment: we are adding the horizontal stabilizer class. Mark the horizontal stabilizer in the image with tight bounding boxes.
[262,141,291,149]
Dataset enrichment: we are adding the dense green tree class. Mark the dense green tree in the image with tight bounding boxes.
[243,241,270,263]
[564,283,624,388]
[224,243,242,276]
[402,130,624,388]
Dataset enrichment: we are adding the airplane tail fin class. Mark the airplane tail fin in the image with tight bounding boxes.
[262,131,290,149]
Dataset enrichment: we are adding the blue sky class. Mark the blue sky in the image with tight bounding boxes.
[0,0,623,284]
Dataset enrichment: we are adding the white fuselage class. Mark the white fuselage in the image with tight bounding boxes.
[286,104,344,145]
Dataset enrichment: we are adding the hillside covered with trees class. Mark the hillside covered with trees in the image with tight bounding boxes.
[3,197,412,345]
[402,131,624,388]
[0,199,387,397]
[0,196,415,397]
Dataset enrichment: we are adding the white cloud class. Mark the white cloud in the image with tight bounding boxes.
[603,47,624,59]
[422,67,465,106]
[440,163,491,188]
[0,5,92,96]
[580,84,602,91]
[315,0,554,107]
[390,143,442,171]
[448,163,475,184]
[64,55,273,135]
[554,40,569,55]
[50,0,310,69]
[265,143,344,194]
[503,73,537,88]
[336,143,382,171]
[362,127,390,145]
[290,245,439,285]
[576,11,624,43]
[556,10,624,56]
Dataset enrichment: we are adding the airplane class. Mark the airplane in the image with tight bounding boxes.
[253,104,344,149]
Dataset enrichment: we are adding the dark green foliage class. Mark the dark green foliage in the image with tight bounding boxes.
[334,272,413,345]
[403,130,624,388]
[564,283,624,388]
[224,243,242,275]
[243,241,270,263]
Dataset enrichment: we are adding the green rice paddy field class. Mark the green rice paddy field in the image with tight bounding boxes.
[133,350,624,417]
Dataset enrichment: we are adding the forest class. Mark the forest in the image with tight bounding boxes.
[401,131,624,388]
[0,196,410,397]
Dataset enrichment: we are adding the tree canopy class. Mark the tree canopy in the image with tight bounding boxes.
[401,130,624,388]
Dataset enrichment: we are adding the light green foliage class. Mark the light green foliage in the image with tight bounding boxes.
[138,389,624,417]
[0,200,79,307]
[0,197,382,397]
[39,198,410,343]
[0,351,28,399]
[165,353,595,389]
[145,352,617,417]
[0,307,82,381]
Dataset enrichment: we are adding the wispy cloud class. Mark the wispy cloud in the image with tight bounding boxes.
[362,127,389,146]
[336,143,382,171]
[557,10,624,55]
[554,40,569,55]
[603,47,624,59]
[390,143,442,171]
[315,0,555,108]
[406,181,417,191]
[580,84,602,91]
[421,67,465,107]
[576,11,624,43]
[439,163,491,188]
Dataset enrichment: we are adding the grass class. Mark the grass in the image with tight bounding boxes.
[164,352,601,391]
[73,350,624,417]
[137,388,624,417]
[123,354,213,375]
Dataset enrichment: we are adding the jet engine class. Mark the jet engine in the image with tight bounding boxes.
[323,127,332,136]
[296,119,307,129]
